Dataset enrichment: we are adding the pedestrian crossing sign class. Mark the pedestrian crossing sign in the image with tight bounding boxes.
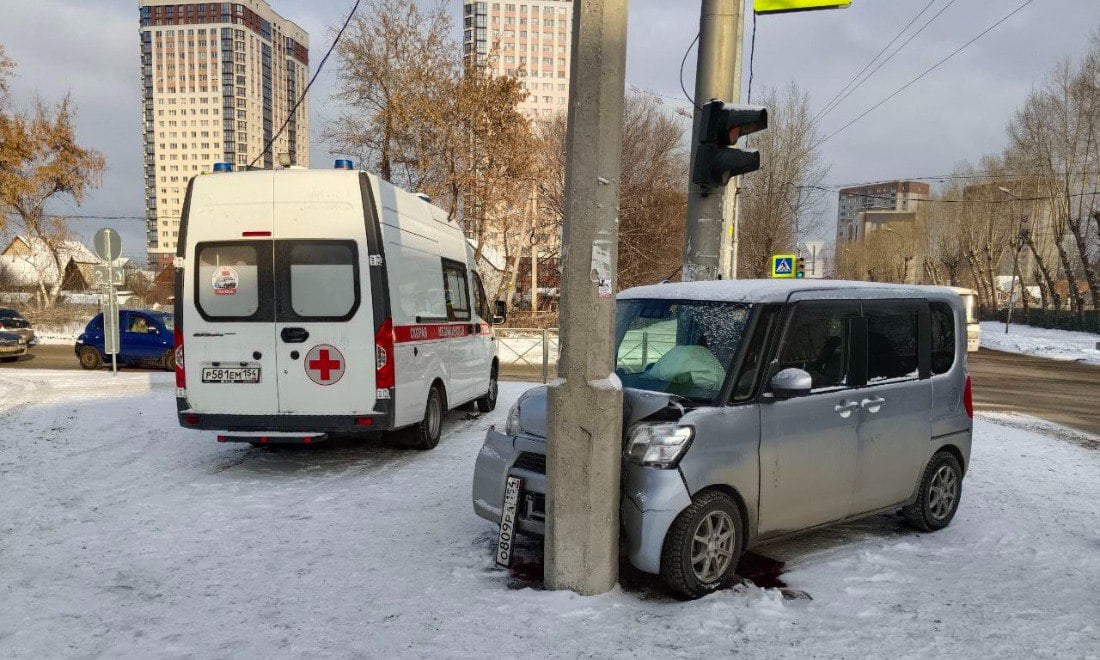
[771,254,796,278]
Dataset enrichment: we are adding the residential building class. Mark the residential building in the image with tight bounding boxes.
[139,0,310,269]
[836,181,930,243]
[461,0,573,121]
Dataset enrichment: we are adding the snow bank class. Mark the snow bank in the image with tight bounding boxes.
[980,321,1100,365]
[0,371,1097,657]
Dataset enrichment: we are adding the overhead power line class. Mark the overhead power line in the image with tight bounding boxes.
[812,0,942,123]
[814,0,1039,150]
[249,0,362,168]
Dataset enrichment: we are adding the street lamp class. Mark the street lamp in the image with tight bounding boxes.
[997,186,1030,335]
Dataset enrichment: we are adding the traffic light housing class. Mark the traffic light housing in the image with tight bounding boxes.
[796,256,806,278]
[691,99,768,188]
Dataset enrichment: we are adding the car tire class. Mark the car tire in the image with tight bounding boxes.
[401,384,443,450]
[78,346,103,370]
[903,450,963,532]
[162,348,176,372]
[475,367,498,413]
[0,356,18,363]
[660,490,744,599]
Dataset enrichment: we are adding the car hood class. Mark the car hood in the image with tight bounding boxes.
[515,385,680,439]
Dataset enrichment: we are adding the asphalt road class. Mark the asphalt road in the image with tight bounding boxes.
[5,345,1098,436]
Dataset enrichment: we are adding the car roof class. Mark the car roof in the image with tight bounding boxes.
[618,279,960,304]
[0,308,21,316]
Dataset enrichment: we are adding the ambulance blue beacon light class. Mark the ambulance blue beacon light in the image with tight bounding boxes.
[213,162,233,173]
[334,159,355,170]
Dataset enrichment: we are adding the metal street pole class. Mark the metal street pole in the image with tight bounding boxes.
[684,0,743,282]
[545,0,629,596]
[1005,215,1029,335]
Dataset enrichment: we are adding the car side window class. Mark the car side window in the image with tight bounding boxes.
[863,300,921,382]
[127,314,154,334]
[775,301,860,392]
[930,301,955,375]
[731,305,780,402]
[471,271,489,321]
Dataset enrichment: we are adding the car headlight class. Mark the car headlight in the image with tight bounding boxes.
[624,423,694,469]
[504,401,521,436]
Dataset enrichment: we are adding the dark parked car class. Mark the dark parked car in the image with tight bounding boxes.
[75,310,175,371]
[0,330,29,363]
[0,308,36,346]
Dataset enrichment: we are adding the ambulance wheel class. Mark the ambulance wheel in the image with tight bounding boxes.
[161,348,176,372]
[404,385,443,450]
[475,368,498,413]
[78,346,103,370]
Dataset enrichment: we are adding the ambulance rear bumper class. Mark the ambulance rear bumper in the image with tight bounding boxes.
[177,398,395,433]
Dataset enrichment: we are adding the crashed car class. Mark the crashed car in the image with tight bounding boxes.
[473,280,973,598]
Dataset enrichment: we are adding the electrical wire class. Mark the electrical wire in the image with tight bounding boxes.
[679,32,702,111]
[811,0,940,123]
[813,0,1038,150]
[249,0,362,168]
[746,11,757,103]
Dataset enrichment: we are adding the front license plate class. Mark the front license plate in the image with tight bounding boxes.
[201,367,260,384]
[495,476,523,568]
[0,347,22,355]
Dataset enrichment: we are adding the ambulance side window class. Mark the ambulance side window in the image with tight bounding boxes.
[442,260,471,322]
[195,242,272,321]
[471,272,490,322]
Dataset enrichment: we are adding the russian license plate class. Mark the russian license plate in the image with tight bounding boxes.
[495,476,523,568]
[201,367,260,383]
[0,347,21,355]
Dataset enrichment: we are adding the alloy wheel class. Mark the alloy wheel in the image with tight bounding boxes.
[690,510,736,584]
[928,464,959,521]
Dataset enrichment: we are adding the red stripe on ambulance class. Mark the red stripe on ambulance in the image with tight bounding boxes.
[393,323,474,343]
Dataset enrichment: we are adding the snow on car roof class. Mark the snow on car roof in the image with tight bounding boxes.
[618,279,958,304]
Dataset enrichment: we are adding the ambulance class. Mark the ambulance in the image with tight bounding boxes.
[174,161,501,449]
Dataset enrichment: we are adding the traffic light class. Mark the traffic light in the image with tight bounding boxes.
[796,257,806,278]
[691,99,769,188]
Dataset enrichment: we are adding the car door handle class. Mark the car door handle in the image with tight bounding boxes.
[834,400,860,418]
[280,327,309,344]
[861,397,887,413]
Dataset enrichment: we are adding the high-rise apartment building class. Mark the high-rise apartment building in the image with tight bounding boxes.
[836,180,930,244]
[139,0,310,269]
[461,1,573,120]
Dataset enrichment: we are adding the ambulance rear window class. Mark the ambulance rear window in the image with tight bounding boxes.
[196,242,271,321]
[282,241,359,320]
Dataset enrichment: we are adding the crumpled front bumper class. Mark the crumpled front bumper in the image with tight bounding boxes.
[471,427,692,575]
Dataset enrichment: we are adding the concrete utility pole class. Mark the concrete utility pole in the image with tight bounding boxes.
[684,0,743,282]
[545,0,629,596]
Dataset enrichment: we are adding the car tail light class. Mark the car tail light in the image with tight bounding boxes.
[963,375,974,419]
[184,415,200,425]
[174,326,186,389]
[356,417,373,426]
[375,318,394,390]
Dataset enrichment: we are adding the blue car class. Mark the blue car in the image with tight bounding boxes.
[75,310,176,371]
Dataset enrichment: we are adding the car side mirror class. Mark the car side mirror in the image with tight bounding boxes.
[494,300,507,325]
[768,368,813,399]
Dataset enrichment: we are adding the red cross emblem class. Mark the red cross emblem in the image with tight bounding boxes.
[304,345,345,386]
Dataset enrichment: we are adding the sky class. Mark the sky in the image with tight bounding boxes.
[1,0,1099,258]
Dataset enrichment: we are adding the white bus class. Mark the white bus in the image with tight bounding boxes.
[174,161,500,449]
[951,287,980,352]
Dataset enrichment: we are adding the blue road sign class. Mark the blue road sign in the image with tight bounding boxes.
[771,254,796,278]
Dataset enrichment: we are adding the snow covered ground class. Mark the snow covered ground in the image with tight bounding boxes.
[0,370,1097,658]
[980,320,1100,365]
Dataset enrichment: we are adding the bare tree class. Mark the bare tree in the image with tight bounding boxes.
[738,83,828,278]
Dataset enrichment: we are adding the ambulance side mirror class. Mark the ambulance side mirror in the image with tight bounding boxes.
[494,300,507,325]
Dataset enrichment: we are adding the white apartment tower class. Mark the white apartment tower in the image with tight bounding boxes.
[139,1,310,269]
[462,1,573,120]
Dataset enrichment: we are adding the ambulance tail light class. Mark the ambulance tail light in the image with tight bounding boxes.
[174,325,186,389]
[375,318,395,390]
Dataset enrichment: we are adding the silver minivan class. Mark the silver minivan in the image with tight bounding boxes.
[473,280,973,598]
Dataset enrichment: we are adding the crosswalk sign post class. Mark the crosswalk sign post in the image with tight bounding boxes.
[770,254,796,278]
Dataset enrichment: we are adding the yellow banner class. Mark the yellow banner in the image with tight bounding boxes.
[754,0,851,14]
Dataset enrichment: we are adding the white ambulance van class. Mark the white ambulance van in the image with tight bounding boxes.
[174,161,501,449]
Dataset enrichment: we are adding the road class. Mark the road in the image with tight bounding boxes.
[4,345,1098,436]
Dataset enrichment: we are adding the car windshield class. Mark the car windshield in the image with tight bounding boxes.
[150,312,175,331]
[0,308,22,319]
[614,299,751,401]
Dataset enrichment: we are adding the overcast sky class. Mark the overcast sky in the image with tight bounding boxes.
[2,0,1098,256]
